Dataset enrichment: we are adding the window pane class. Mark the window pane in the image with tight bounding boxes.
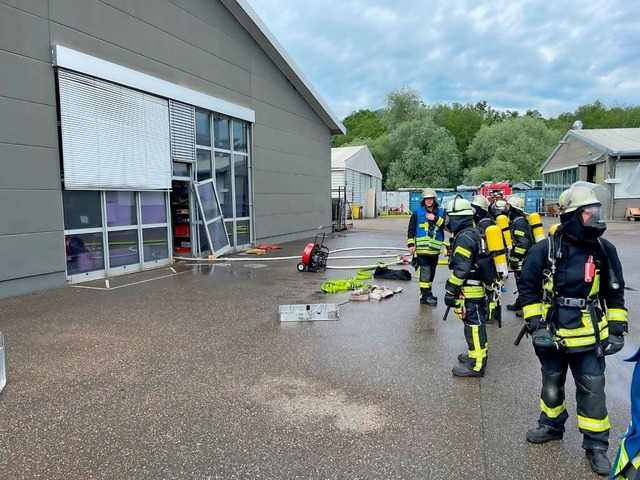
[236,219,250,245]
[195,111,211,146]
[197,149,212,182]
[141,191,167,224]
[214,117,230,149]
[233,121,247,152]
[65,232,104,274]
[196,182,221,219]
[143,227,169,262]
[106,191,137,227]
[234,154,249,217]
[108,229,139,267]
[63,190,102,230]
[215,152,232,217]
[173,161,190,178]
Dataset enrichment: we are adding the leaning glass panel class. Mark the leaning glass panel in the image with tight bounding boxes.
[63,190,102,230]
[207,220,228,252]
[197,182,221,219]
[107,229,139,267]
[65,232,104,274]
[106,191,137,227]
[142,227,168,262]
[141,191,167,224]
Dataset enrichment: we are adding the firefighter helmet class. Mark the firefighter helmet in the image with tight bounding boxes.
[506,195,525,212]
[471,195,490,211]
[559,181,609,214]
[446,197,473,216]
[422,188,437,200]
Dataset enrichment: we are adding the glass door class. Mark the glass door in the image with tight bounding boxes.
[193,179,231,257]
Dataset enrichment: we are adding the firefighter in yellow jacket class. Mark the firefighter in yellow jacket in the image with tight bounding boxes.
[519,182,628,476]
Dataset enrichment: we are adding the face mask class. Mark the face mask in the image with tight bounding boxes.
[578,205,606,238]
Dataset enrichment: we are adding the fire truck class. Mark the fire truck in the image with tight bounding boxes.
[476,181,512,202]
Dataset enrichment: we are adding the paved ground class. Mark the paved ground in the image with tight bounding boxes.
[0,216,639,479]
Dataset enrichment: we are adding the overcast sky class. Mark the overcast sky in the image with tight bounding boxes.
[246,0,640,122]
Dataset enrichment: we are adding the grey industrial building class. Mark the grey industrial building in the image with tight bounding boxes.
[541,127,640,219]
[0,0,345,299]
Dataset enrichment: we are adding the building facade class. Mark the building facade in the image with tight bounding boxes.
[0,0,344,299]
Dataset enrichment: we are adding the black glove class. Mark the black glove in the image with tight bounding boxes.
[532,327,561,357]
[411,256,418,270]
[444,281,460,308]
[604,334,625,356]
[609,321,628,336]
[526,316,543,332]
[509,257,521,271]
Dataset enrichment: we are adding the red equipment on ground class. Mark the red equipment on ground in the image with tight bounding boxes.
[297,233,330,272]
[476,181,512,202]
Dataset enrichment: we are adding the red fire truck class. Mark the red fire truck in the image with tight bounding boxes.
[476,181,512,201]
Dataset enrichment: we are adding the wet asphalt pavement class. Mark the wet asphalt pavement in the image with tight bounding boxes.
[0,216,639,479]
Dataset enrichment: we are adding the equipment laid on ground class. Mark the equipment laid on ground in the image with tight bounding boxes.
[279,303,339,322]
[297,233,330,272]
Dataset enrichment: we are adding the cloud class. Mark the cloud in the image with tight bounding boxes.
[247,0,640,120]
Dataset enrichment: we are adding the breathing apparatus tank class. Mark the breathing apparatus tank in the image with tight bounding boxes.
[528,212,546,242]
[495,214,512,250]
[485,225,508,279]
[549,223,560,236]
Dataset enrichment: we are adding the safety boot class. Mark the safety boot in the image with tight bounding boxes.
[452,364,484,377]
[585,449,611,476]
[525,425,563,444]
[420,290,437,306]
[457,353,468,363]
[506,301,521,311]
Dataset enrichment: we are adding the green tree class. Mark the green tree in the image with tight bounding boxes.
[429,102,484,172]
[464,116,562,185]
[332,109,385,147]
[385,118,461,189]
[383,86,427,131]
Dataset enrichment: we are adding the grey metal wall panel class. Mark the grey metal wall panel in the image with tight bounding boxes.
[0,273,66,300]
[49,0,252,98]
[0,3,51,60]
[252,125,329,160]
[0,232,66,282]
[1,0,49,17]
[100,0,251,71]
[0,51,56,105]
[0,190,63,235]
[0,98,58,148]
[254,147,330,177]
[0,145,61,190]
[252,99,330,144]
[543,137,601,172]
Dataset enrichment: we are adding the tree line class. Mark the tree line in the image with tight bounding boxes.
[332,87,640,189]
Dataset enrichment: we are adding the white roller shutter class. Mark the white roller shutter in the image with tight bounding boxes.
[169,100,196,162]
[58,69,171,190]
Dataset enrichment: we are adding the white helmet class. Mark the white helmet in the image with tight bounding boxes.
[447,197,473,216]
[559,181,609,214]
[422,188,437,200]
[506,195,525,212]
[471,195,490,211]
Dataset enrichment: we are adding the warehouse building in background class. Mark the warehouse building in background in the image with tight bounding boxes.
[331,146,382,219]
[0,0,344,299]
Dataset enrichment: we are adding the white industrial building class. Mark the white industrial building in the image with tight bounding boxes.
[331,146,382,219]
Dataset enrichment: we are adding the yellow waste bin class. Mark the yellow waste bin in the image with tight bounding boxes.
[352,205,361,219]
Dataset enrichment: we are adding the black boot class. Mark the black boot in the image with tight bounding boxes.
[506,300,521,311]
[525,425,563,444]
[452,364,484,377]
[585,449,611,476]
[457,353,468,363]
[420,289,437,306]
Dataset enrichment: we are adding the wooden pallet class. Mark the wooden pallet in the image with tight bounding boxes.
[625,207,640,221]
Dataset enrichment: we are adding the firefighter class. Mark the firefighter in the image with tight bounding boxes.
[489,199,508,220]
[518,182,628,476]
[471,195,493,233]
[505,195,534,316]
[472,195,503,325]
[407,188,446,305]
[443,197,490,377]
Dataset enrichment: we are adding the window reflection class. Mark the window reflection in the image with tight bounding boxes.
[65,232,104,274]
[214,117,230,149]
[106,191,137,227]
